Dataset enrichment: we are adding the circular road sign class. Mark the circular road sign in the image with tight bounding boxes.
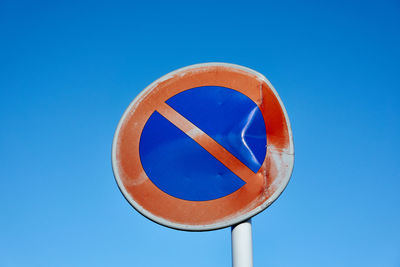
[112,63,294,231]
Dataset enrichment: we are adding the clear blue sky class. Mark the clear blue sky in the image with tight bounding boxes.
[1,0,399,266]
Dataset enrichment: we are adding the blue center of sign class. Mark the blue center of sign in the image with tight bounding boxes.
[139,86,267,201]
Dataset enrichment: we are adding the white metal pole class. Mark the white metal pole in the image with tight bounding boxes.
[231,219,253,267]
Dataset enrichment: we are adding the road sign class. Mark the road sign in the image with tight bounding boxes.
[112,63,294,231]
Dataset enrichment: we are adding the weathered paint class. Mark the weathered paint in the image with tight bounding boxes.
[112,63,294,231]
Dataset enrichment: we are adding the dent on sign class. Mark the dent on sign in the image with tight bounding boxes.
[112,63,294,231]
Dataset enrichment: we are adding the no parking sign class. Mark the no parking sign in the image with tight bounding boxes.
[112,63,294,231]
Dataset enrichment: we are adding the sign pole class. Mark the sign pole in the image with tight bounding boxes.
[231,219,253,267]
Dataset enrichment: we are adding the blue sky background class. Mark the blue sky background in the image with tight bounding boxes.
[1,0,399,266]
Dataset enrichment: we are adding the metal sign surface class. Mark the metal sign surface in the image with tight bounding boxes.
[112,63,294,231]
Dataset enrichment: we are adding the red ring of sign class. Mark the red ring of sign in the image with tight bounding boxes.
[112,63,294,231]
